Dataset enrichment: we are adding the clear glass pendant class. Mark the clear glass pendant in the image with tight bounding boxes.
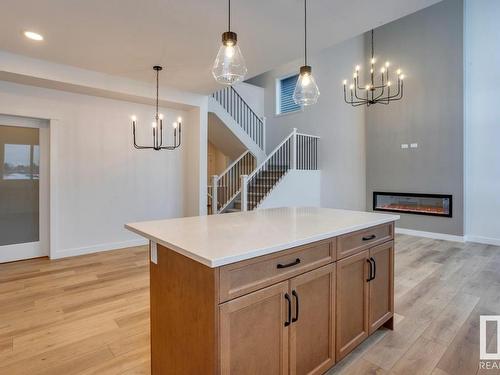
[212,31,247,85]
[293,65,320,106]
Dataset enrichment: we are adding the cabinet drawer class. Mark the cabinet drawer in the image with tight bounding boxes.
[219,240,335,303]
[336,223,394,260]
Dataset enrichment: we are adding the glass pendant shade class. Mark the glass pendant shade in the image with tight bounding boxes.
[293,65,320,106]
[212,31,247,85]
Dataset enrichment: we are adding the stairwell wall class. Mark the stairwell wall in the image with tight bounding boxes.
[246,36,367,211]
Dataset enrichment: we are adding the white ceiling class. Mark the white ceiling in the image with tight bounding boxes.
[0,0,441,94]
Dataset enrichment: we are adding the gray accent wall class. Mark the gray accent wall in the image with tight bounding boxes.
[365,0,464,235]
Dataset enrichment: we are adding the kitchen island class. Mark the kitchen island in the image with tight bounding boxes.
[126,207,399,375]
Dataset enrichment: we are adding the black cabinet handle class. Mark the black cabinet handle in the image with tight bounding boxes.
[366,258,373,282]
[277,258,301,269]
[362,234,377,241]
[284,293,292,327]
[370,257,377,280]
[292,290,299,323]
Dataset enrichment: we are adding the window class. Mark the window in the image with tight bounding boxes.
[3,144,39,180]
[276,74,300,115]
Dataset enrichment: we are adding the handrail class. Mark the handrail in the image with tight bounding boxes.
[212,86,265,150]
[246,131,295,181]
[211,151,256,214]
[216,150,253,182]
[296,132,320,139]
[229,86,262,124]
[241,128,320,211]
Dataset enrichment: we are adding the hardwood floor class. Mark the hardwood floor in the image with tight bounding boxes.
[0,235,498,374]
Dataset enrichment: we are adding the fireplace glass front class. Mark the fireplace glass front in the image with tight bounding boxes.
[373,192,452,217]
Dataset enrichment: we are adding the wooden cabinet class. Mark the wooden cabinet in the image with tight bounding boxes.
[289,264,336,375]
[369,241,394,334]
[220,264,336,375]
[335,250,370,361]
[220,282,290,375]
[335,241,395,360]
[149,223,395,375]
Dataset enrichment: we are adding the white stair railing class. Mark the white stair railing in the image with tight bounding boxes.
[211,151,256,214]
[241,128,320,211]
[212,86,266,150]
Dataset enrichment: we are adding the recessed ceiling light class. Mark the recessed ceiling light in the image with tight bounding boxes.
[24,31,44,41]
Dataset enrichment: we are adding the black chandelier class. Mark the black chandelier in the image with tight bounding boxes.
[132,66,181,151]
[343,30,405,107]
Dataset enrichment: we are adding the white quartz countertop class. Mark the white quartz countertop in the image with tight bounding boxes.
[125,207,399,268]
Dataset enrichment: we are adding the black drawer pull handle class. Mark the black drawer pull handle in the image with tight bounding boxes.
[366,258,373,282]
[284,293,292,327]
[277,258,301,269]
[292,290,299,323]
[362,234,377,241]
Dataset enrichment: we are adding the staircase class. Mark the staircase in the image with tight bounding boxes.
[210,128,319,214]
[208,84,320,214]
[209,86,266,164]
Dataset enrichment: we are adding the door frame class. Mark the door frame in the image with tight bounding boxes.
[0,114,50,262]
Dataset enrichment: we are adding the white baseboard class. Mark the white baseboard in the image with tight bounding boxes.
[395,227,465,243]
[50,238,148,259]
[465,235,500,246]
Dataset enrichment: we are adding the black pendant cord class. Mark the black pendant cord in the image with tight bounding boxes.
[228,0,231,31]
[155,69,159,120]
[304,0,307,66]
[371,29,374,61]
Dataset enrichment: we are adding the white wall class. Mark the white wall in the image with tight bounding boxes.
[258,171,321,209]
[247,36,367,211]
[464,0,500,245]
[0,80,193,258]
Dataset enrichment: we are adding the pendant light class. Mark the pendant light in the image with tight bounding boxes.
[131,66,181,151]
[212,0,247,85]
[293,0,320,106]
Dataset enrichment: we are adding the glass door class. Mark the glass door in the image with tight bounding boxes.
[0,124,45,262]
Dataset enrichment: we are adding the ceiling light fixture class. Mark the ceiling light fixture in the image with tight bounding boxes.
[343,29,404,107]
[24,31,44,41]
[212,0,247,85]
[131,66,181,151]
[293,0,320,106]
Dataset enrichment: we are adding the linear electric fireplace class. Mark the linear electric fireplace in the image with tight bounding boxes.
[373,192,452,217]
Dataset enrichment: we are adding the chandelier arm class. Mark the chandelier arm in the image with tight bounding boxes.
[353,83,367,101]
[345,88,366,106]
[177,124,182,148]
[385,82,403,100]
[356,76,365,91]
[159,120,163,147]
[373,86,387,101]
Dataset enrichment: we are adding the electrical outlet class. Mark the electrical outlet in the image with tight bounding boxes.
[401,144,409,149]
[410,143,418,148]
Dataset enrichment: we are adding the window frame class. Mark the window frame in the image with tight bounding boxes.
[275,73,303,117]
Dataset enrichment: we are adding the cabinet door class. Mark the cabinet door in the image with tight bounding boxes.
[335,250,370,360]
[289,264,336,375]
[219,281,290,375]
[369,241,394,334]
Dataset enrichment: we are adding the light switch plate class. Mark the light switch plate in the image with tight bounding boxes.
[410,143,418,148]
[401,144,409,149]
[150,241,158,264]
